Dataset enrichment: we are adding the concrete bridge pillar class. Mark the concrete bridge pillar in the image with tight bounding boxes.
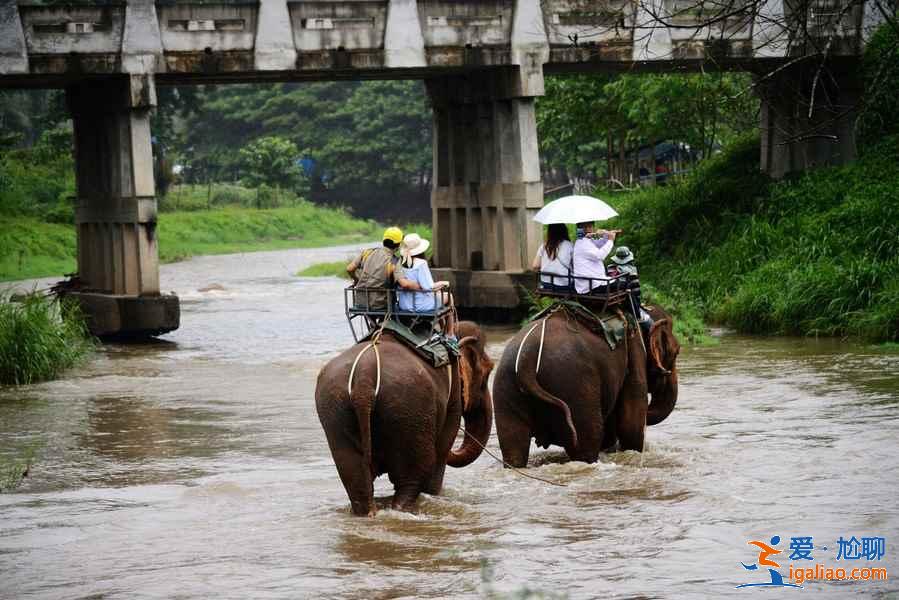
[759,65,861,179]
[65,75,179,337]
[427,68,544,319]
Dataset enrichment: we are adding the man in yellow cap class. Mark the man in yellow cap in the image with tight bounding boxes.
[346,227,403,310]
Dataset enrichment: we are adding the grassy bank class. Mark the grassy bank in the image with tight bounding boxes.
[0,203,382,282]
[612,134,899,342]
[0,294,94,385]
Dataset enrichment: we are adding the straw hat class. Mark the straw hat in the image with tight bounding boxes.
[401,233,430,263]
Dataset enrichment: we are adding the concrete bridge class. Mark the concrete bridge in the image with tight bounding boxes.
[0,0,886,335]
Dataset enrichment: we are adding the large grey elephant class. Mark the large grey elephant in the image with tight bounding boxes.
[315,321,494,516]
[492,305,680,467]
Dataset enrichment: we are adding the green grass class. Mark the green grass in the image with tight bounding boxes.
[0,293,94,385]
[157,204,381,262]
[296,261,352,278]
[611,134,899,342]
[0,203,383,281]
[0,445,36,493]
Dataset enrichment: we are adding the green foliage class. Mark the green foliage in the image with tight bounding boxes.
[858,22,899,145]
[178,81,431,199]
[614,134,899,342]
[537,73,758,179]
[236,136,309,203]
[155,205,381,263]
[0,445,37,493]
[0,217,76,281]
[0,128,75,220]
[0,294,94,385]
[296,261,352,279]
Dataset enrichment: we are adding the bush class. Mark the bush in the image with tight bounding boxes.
[612,134,899,342]
[0,294,94,385]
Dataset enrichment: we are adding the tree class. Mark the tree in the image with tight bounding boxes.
[237,136,308,207]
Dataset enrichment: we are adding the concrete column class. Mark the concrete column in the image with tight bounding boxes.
[65,75,179,337]
[0,1,28,74]
[757,65,860,179]
[427,67,544,319]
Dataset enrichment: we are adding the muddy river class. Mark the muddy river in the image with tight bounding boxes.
[1,246,897,598]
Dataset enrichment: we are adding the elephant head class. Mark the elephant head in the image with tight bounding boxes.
[646,316,681,426]
[447,321,495,468]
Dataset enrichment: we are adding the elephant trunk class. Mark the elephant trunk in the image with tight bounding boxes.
[447,387,493,468]
[647,369,678,426]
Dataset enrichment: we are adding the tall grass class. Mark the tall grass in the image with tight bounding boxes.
[0,294,94,385]
[613,134,899,342]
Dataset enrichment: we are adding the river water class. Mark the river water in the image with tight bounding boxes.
[1,246,897,599]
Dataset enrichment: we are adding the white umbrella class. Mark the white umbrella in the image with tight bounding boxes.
[533,195,618,225]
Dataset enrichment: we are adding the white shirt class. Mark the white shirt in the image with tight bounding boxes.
[535,240,574,286]
[573,237,613,294]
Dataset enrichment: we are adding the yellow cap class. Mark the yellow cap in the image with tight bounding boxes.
[383,227,403,244]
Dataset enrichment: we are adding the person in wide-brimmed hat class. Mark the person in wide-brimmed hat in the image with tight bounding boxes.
[396,233,456,337]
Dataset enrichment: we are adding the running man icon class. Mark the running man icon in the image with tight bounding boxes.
[736,536,803,589]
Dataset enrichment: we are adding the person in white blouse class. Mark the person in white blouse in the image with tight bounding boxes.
[531,223,574,291]
[572,221,619,294]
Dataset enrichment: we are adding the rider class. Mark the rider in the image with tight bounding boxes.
[346,226,403,310]
[572,221,619,294]
[395,233,457,338]
[609,245,653,334]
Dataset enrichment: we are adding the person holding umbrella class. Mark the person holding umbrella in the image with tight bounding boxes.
[532,195,621,295]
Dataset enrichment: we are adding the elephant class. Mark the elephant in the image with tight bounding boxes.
[315,321,494,516]
[492,305,680,467]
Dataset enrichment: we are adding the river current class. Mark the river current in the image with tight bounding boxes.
[1,246,897,599]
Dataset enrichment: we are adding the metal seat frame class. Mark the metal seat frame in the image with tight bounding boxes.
[344,286,452,343]
[534,271,632,314]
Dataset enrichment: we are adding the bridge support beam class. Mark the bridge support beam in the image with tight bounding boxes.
[759,65,860,179]
[65,75,179,338]
[427,68,543,320]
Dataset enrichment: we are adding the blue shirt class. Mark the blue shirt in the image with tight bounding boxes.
[397,258,437,312]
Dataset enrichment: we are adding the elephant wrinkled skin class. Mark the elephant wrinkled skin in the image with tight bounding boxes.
[315,321,494,516]
[493,306,680,467]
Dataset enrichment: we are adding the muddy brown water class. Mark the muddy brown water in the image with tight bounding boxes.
[1,246,897,599]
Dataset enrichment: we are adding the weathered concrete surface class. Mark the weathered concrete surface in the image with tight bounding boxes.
[66,75,179,337]
[65,291,180,338]
[431,268,535,322]
[427,68,543,276]
[0,1,28,74]
[758,66,861,178]
[1,0,880,83]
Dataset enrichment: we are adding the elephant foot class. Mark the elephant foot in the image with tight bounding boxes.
[351,499,377,517]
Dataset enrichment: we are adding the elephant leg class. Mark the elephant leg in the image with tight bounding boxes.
[494,381,532,468]
[330,445,376,516]
[389,455,433,512]
[426,409,460,495]
[600,415,618,451]
[615,389,647,452]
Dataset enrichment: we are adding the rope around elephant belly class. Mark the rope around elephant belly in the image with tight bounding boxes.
[458,427,567,487]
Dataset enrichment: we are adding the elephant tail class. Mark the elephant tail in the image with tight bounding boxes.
[348,343,381,478]
[516,365,579,450]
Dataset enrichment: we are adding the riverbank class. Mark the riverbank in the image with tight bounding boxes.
[613,134,899,343]
[0,204,381,282]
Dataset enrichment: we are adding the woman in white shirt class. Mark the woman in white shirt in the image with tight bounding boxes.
[531,223,574,291]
